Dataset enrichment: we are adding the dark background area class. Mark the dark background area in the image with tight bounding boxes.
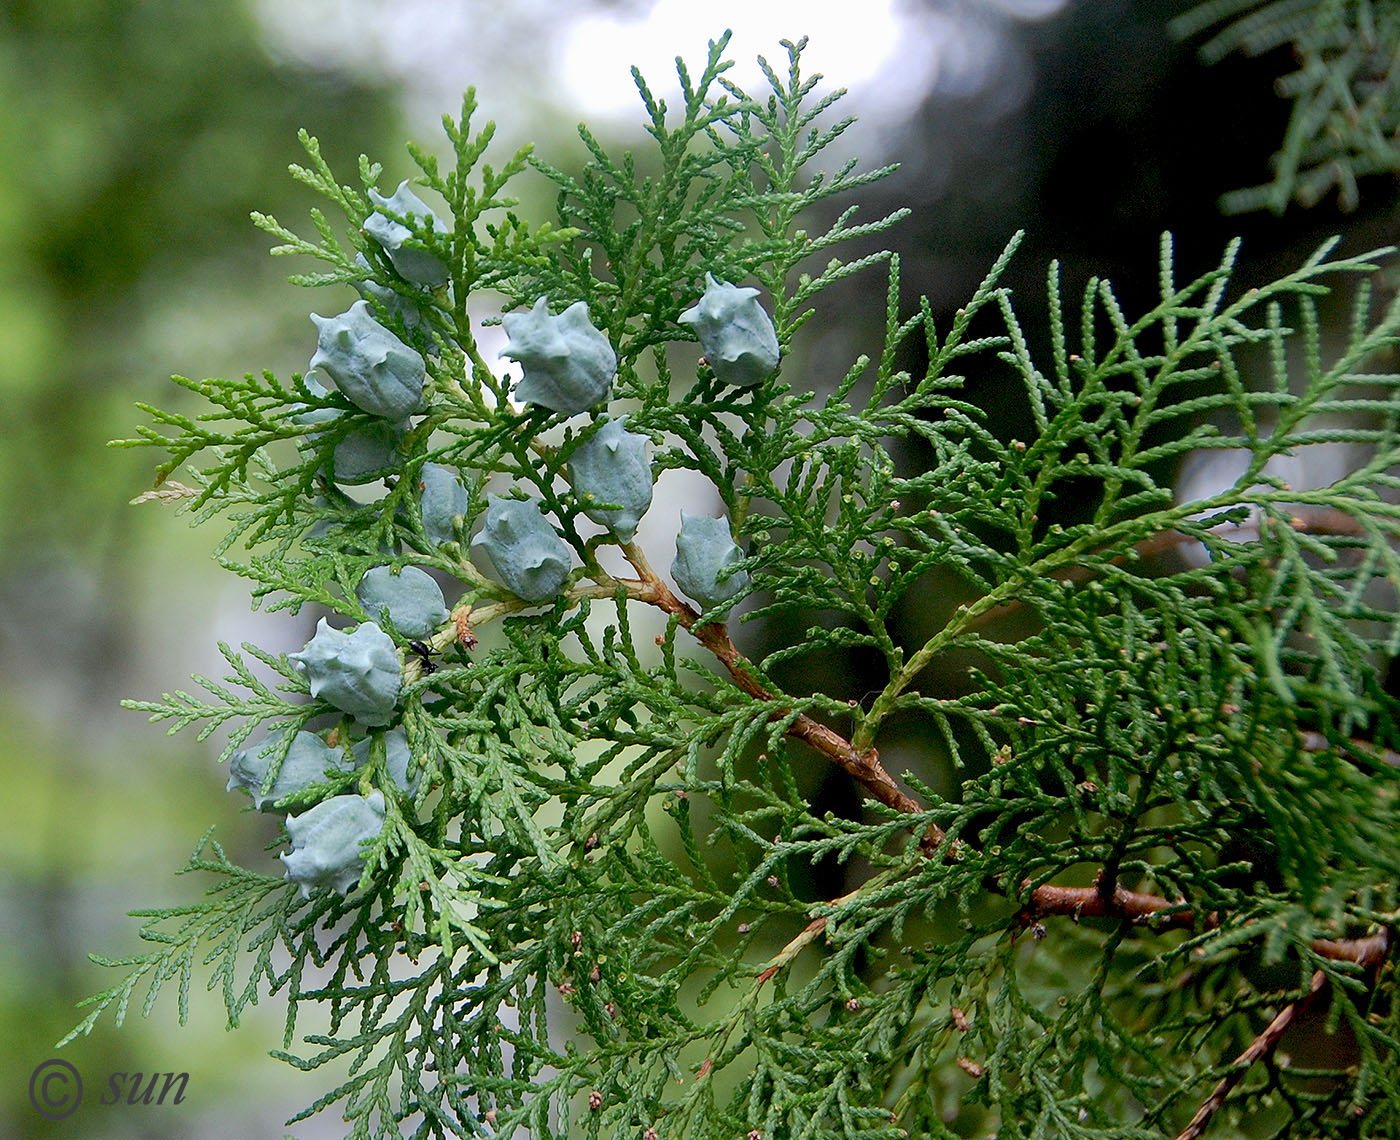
[743,0,1400,907]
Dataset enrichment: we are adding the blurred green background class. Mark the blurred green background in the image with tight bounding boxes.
[3,1,1396,1137]
[0,4,405,1137]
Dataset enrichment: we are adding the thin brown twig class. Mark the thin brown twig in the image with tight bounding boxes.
[1023,881,1392,968]
[620,541,945,851]
[1313,930,1392,966]
[755,916,831,987]
[1174,970,1327,1140]
[1026,881,1203,931]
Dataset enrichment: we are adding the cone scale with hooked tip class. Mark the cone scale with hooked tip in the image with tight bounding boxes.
[500,297,616,414]
[309,300,426,421]
[471,495,571,602]
[280,791,387,897]
[290,619,402,726]
[678,273,780,386]
[567,417,653,542]
[672,512,749,609]
[363,180,450,288]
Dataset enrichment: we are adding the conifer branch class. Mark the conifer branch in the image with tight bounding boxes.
[1176,0,1400,212]
[969,504,1373,631]
[621,540,940,837]
[1174,970,1327,1140]
[79,31,1400,1140]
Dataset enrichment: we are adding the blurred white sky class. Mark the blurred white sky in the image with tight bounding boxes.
[255,0,1069,143]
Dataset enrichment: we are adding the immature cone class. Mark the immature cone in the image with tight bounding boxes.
[671,512,749,609]
[290,372,340,429]
[293,373,410,485]
[567,417,653,542]
[280,791,386,897]
[351,728,420,798]
[356,565,448,639]
[470,495,571,602]
[333,419,411,483]
[353,254,437,350]
[419,462,469,545]
[363,180,450,288]
[500,297,616,414]
[309,300,425,420]
[678,273,780,386]
[226,729,347,811]
[290,619,402,726]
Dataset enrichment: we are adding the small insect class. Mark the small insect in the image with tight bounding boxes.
[407,640,438,675]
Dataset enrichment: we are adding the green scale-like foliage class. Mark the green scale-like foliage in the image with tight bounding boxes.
[67,31,1400,1140]
[1177,0,1400,212]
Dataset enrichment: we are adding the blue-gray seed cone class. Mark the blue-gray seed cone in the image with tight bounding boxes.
[678,273,780,386]
[671,511,750,609]
[309,300,425,420]
[419,463,469,545]
[363,180,450,288]
[500,297,616,414]
[227,729,347,811]
[280,790,386,897]
[470,495,571,602]
[356,565,448,639]
[289,618,402,726]
[351,728,420,798]
[567,417,653,542]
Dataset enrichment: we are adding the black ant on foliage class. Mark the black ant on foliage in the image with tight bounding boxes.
[407,640,438,675]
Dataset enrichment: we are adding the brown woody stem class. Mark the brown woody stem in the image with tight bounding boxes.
[620,541,944,849]
[1174,971,1327,1140]
[1023,881,1392,968]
